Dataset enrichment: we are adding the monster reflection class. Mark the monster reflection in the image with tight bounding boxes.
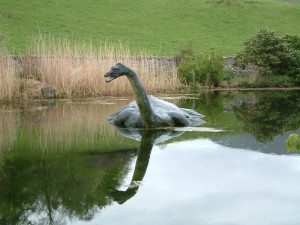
[0,127,185,225]
[109,128,184,204]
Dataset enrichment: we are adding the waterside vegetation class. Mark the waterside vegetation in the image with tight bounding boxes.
[1,0,300,100]
[0,37,180,100]
[286,133,300,151]
[177,29,300,88]
[1,29,300,101]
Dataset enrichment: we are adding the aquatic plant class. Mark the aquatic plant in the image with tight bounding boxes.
[286,134,300,151]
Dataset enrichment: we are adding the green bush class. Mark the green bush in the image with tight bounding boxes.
[177,56,198,84]
[239,79,254,88]
[237,75,295,88]
[255,76,295,88]
[234,29,300,78]
[174,43,197,65]
[178,49,226,87]
[286,134,300,151]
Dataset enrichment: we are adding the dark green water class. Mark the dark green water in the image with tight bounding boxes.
[0,90,300,225]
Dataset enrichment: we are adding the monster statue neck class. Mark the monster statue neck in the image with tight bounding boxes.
[126,72,155,128]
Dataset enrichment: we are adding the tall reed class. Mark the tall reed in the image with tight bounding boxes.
[0,46,17,100]
[28,37,179,97]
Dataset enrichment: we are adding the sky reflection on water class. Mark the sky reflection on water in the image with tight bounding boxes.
[73,138,300,225]
[1,90,300,225]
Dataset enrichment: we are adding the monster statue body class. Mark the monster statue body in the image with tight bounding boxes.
[104,63,204,129]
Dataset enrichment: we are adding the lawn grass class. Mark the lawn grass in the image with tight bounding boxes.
[1,0,300,55]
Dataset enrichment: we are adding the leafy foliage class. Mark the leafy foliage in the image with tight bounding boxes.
[174,43,198,65]
[238,75,295,88]
[234,29,300,80]
[286,134,300,151]
[177,48,227,87]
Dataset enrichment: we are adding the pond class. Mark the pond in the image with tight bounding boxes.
[0,90,300,225]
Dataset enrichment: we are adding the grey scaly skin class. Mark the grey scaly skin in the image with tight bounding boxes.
[104,63,204,129]
[105,63,155,128]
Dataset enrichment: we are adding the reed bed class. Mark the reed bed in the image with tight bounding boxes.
[25,37,180,97]
[0,46,17,100]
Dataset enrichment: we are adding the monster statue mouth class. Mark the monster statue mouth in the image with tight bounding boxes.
[104,73,117,83]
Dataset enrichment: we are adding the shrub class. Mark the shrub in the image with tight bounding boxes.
[177,55,199,84]
[237,75,295,88]
[234,29,300,78]
[254,75,295,88]
[286,134,300,151]
[239,80,254,88]
[174,43,197,65]
[178,49,225,87]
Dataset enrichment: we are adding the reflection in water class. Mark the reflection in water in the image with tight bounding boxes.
[115,127,184,144]
[97,139,300,225]
[0,90,300,224]
[0,96,189,223]
[0,99,142,224]
[180,90,300,144]
[233,91,300,142]
[0,99,141,154]
[0,149,137,224]
[109,129,185,204]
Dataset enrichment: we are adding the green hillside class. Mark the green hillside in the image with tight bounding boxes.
[0,0,300,55]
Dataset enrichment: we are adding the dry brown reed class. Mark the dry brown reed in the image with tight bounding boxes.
[28,37,180,97]
[0,46,17,100]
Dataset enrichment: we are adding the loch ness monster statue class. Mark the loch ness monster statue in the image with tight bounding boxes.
[104,63,204,129]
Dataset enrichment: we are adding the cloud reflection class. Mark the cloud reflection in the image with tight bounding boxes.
[90,139,300,225]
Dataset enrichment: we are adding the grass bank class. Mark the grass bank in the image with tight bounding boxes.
[1,0,300,55]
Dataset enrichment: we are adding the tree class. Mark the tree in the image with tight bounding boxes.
[234,29,300,81]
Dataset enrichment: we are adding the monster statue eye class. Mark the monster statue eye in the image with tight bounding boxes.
[113,68,119,72]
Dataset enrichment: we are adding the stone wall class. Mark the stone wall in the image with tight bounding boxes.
[11,55,256,77]
[224,56,258,76]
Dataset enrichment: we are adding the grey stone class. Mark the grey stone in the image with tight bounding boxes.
[41,87,56,99]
